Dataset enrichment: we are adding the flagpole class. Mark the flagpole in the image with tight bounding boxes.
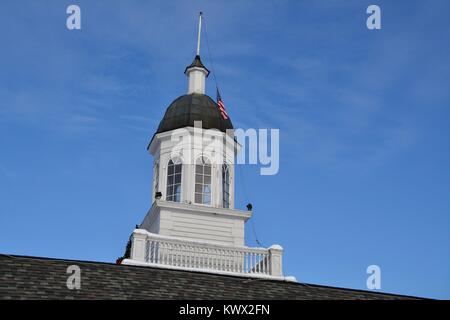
[196,12,203,56]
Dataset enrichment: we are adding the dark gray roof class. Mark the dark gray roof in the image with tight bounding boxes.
[0,254,421,300]
[184,55,210,75]
[156,93,233,135]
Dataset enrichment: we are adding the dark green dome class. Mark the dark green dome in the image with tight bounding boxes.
[156,93,233,134]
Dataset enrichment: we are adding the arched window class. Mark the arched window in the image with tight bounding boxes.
[222,164,230,208]
[166,158,182,202]
[195,156,212,205]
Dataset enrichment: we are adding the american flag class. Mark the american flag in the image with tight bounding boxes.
[216,88,229,120]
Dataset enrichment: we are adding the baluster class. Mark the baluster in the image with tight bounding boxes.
[265,253,268,274]
[149,241,153,263]
[173,243,177,266]
[163,242,167,265]
[204,247,207,269]
[193,245,196,268]
[256,253,259,273]
[225,250,229,271]
[261,253,266,274]
[238,251,241,273]
[251,253,255,273]
[207,247,211,269]
[167,242,171,265]
[244,252,247,273]
[215,248,219,271]
[209,248,212,270]
[164,242,168,265]
[256,254,260,273]
[172,243,175,266]
[215,249,218,271]
[228,250,233,272]
[162,242,169,264]
[231,250,234,272]
[203,247,206,269]
[239,251,242,273]
[217,248,220,270]
[259,253,262,273]
[156,241,159,264]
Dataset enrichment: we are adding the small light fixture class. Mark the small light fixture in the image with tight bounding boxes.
[246,203,253,211]
[155,191,162,199]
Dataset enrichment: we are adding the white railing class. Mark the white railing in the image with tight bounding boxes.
[126,229,283,278]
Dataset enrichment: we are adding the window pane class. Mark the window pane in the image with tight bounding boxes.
[167,159,182,203]
[203,193,211,205]
[195,156,213,205]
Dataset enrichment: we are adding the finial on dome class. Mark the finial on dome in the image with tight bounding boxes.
[185,12,209,94]
[196,12,203,56]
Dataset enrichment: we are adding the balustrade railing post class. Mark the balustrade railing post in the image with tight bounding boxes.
[130,229,148,262]
[268,245,284,277]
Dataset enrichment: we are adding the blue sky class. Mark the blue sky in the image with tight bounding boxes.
[0,0,449,299]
